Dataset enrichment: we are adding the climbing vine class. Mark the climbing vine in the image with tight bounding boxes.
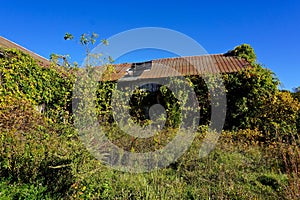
[0,47,75,122]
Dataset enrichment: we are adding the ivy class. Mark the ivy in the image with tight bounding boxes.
[0,47,75,122]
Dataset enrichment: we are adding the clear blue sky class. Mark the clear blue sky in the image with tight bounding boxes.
[1,0,299,90]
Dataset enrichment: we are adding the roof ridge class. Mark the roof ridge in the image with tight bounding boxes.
[153,53,226,62]
[112,53,226,66]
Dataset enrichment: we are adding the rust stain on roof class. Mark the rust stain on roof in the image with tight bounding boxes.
[101,54,250,81]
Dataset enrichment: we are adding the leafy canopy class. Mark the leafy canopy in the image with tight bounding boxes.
[226,44,257,64]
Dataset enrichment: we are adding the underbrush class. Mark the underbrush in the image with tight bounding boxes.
[0,178,51,199]
[0,98,299,199]
[67,128,291,199]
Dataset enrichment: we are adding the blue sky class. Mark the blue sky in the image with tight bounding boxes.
[1,0,299,90]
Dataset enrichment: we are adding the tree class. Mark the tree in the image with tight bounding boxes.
[293,87,300,100]
[223,64,279,131]
[223,44,299,139]
[226,44,257,64]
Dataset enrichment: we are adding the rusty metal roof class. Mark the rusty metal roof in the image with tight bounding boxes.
[0,36,51,67]
[100,54,250,81]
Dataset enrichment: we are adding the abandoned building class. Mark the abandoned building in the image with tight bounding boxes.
[0,36,250,125]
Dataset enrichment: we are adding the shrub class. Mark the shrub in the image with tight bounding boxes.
[260,91,300,140]
[0,96,46,181]
[0,96,77,197]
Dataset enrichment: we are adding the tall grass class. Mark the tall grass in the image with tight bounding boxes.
[277,134,300,200]
[1,105,299,199]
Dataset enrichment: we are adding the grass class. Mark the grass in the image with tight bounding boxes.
[0,124,299,199]
[66,129,292,199]
[0,178,51,200]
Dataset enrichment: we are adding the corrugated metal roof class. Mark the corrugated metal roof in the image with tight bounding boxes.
[0,36,51,67]
[100,54,250,81]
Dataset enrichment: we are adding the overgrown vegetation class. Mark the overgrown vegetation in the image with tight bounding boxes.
[0,38,300,199]
[0,47,75,123]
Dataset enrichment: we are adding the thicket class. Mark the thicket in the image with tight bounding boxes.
[1,40,300,199]
[223,44,299,140]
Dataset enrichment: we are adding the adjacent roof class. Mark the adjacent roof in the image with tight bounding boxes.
[101,54,251,81]
[0,36,51,67]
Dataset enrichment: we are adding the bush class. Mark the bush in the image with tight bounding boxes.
[260,91,300,140]
[0,96,46,181]
[0,96,78,198]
